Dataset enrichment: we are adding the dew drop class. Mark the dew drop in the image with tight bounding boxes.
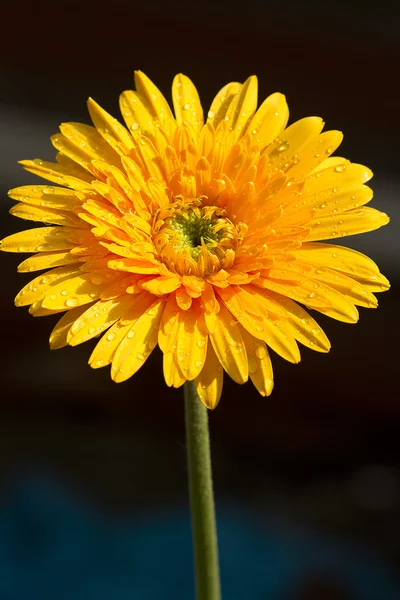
[196,339,206,349]
[60,289,68,296]
[65,297,78,307]
[277,141,289,153]
[319,202,328,209]
[106,332,116,341]
[334,164,346,173]
[90,274,103,286]
[255,346,267,359]
[131,123,140,131]
[127,330,135,339]
[183,103,191,110]
[88,327,96,335]
[308,292,317,299]
[195,360,203,368]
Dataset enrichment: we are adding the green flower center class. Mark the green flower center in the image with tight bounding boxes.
[152,201,247,277]
[168,209,223,259]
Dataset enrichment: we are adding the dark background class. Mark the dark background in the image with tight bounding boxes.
[0,0,399,597]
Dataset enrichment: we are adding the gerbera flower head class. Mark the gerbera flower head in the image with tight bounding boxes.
[1,71,390,408]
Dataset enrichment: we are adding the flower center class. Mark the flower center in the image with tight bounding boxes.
[153,202,246,276]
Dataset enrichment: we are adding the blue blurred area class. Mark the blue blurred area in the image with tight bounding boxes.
[0,477,399,599]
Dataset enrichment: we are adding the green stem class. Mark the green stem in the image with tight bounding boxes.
[184,380,221,600]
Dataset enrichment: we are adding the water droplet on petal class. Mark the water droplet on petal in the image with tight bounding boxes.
[278,141,289,153]
[65,297,78,307]
[255,346,267,359]
[90,274,103,285]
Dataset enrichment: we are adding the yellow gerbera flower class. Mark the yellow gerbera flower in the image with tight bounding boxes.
[0,71,390,408]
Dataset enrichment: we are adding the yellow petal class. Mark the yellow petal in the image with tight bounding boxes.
[195,343,223,409]
[17,251,78,273]
[19,159,92,190]
[0,227,78,254]
[176,286,192,310]
[253,276,332,310]
[41,270,122,310]
[291,242,388,289]
[266,117,324,172]
[68,295,134,346]
[111,297,165,382]
[8,185,81,211]
[306,207,389,241]
[176,306,208,380]
[89,319,133,368]
[49,305,89,349]
[286,130,343,181]
[305,267,377,308]
[258,318,300,363]
[209,303,248,384]
[172,74,204,131]
[247,92,289,148]
[216,285,285,342]
[87,97,134,154]
[107,258,159,275]
[207,82,242,128]
[158,293,181,352]
[280,185,374,228]
[141,275,181,295]
[60,121,121,164]
[303,279,359,323]
[264,291,330,352]
[225,75,258,138]
[134,71,175,135]
[119,90,156,136]
[15,265,81,307]
[163,351,186,388]
[239,326,274,396]
[303,162,372,195]
[9,202,84,227]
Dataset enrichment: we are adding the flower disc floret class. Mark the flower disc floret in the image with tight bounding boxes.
[153,203,242,277]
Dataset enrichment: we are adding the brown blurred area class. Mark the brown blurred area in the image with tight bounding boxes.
[0,0,399,577]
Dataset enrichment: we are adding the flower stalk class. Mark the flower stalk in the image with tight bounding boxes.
[184,381,221,600]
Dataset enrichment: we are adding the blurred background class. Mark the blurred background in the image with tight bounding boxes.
[0,0,399,597]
